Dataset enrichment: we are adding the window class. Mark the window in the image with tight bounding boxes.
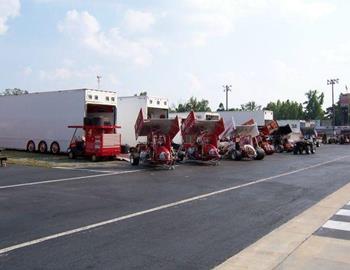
[94,95,98,100]
[150,100,153,104]
[106,96,110,101]
[88,95,92,99]
[111,97,115,102]
[164,101,167,106]
[157,100,160,105]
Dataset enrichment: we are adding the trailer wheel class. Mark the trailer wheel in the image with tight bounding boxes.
[27,141,36,153]
[38,141,48,153]
[50,142,60,155]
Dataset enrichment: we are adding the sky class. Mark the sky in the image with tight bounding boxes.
[1,0,349,110]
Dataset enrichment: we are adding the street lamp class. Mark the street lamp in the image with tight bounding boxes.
[327,78,339,135]
[222,85,232,111]
[97,75,102,90]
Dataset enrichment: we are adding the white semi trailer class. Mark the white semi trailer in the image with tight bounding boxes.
[0,89,117,154]
[117,95,169,147]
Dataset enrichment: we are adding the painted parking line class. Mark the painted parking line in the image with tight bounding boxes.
[0,170,144,190]
[0,155,349,255]
[322,220,350,232]
[336,209,350,217]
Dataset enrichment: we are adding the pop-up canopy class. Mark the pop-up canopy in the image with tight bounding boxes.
[134,109,180,140]
[181,111,225,137]
[272,124,293,136]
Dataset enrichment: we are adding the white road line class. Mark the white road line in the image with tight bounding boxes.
[0,170,143,190]
[336,209,350,217]
[323,220,350,232]
[53,167,114,173]
[0,155,348,255]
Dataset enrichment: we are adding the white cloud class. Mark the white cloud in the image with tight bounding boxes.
[186,73,202,93]
[58,10,161,66]
[0,0,20,34]
[22,66,32,76]
[277,0,336,22]
[123,9,156,32]
[39,65,101,81]
[182,0,336,46]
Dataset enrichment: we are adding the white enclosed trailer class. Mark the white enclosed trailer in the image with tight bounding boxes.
[117,95,169,147]
[0,89,117,153]
[218,110,273,126]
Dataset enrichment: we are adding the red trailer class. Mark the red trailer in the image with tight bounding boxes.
[178,111,225,164]
[129,109,180,169]
[68,124,121,161]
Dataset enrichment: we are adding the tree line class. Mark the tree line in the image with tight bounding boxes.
[172,90,332,121]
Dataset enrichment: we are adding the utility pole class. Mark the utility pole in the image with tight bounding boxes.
[97,75,102,90]
[222,85,232,111]
[327,78,339,135]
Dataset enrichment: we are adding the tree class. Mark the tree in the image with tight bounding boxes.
[134,91,147,96]
[240,101,262,111]
[1,88,28,96]
[303,90,325,120]
[265,99,304,120]
[174,96,211,112]
[217,102,225,111]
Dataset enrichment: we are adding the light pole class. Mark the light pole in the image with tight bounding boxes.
[97,75,102,90]
[222,85,232,111]
[327,78,339,135]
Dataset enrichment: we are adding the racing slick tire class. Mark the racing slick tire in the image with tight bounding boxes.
[231,150,242,161]
[130,153,140,166]
[255,148,265,160]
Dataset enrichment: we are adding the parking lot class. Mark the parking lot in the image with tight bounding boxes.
[1,144,350,269]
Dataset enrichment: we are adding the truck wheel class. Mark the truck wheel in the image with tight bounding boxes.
[50,142,60,155]
[255,148,265,160]
[27,141,36,153]
[130,154,139,165]
[38,141,47,153]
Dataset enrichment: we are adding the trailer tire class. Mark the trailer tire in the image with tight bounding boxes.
[27,141,36,153]
[130,154,139,165]
[38,141,48,153]
[50,142,60,155]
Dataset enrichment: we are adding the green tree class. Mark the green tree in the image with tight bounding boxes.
[134,91,147,96]
[265,99,304,120]
[303,90,325,120]
[240,101,262,111]
[175,96,211,112]
[217,102,225,111]
[1,88,28,96]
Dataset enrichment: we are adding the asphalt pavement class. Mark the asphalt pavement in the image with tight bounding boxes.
[0,144,349,269]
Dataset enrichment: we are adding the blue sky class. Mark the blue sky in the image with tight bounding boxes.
[1,0,349,110]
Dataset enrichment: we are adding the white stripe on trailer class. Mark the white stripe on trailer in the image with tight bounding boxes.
[322,220,350,232]
[335,209,350,217]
